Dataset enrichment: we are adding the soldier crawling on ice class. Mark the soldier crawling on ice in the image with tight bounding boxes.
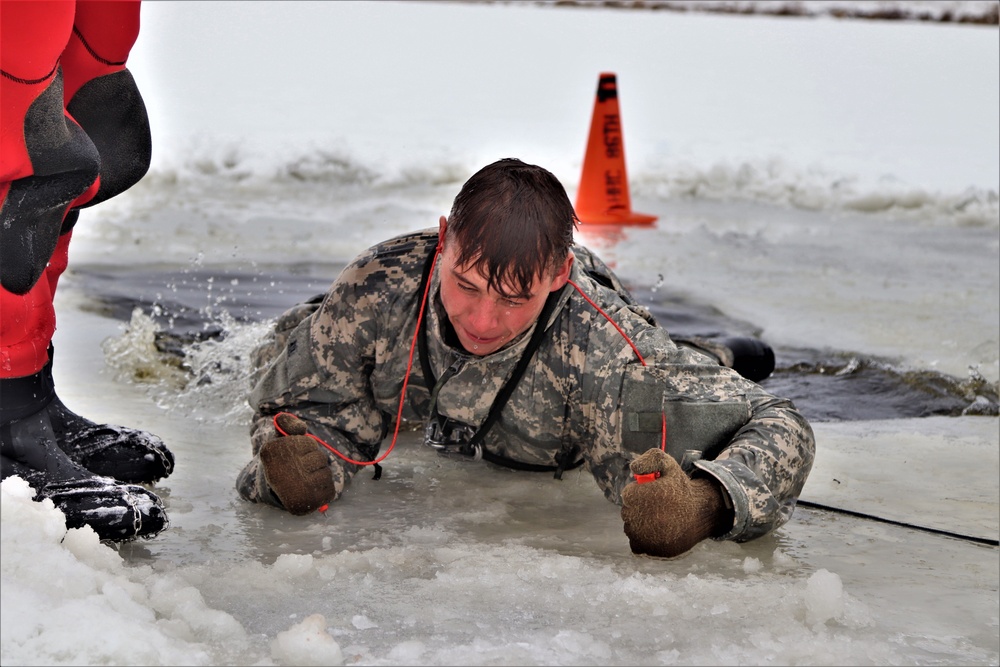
[236,158,815,558]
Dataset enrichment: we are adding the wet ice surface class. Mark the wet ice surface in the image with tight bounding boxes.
[6,181,994,667]
[42,178,997,665]
[121,443,1000,666]
[6,379,998,667]
[30,195,994,665]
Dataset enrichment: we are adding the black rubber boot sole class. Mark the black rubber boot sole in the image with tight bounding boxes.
[47,395,175,484]
[1,410,169,541]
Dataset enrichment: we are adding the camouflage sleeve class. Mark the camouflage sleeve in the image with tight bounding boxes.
[571,245,656,325]
[244,232,432,502]
[238,306,363,507]
[691,379,815,542]
[583,317,815,544]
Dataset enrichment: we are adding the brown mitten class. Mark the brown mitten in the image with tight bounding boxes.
[259,414,336,516]
[620,447,733,558]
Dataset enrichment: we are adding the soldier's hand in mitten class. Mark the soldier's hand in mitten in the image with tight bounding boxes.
[259,413,337,516]
[620,447,733,558]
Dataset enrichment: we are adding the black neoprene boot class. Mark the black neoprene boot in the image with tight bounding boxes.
[39,348,174,484]
[1,383,168,542]
[673,335,776,383]
[720,336,776,383]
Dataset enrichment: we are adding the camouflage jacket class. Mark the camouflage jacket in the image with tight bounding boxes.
[242,229,815,542]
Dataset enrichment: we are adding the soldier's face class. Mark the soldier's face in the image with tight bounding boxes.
[438,227,572,357]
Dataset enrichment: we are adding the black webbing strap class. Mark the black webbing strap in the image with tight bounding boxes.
[416,247,439,391]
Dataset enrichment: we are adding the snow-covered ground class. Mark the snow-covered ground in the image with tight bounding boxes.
[530,0,999,24]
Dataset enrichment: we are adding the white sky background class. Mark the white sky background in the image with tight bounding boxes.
[124,0,999,194]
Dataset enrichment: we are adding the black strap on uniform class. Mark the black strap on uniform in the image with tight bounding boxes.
[416,246,439,388]
[415,247,582,475]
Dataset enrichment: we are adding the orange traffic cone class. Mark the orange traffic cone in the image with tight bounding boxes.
[575,73,657,226]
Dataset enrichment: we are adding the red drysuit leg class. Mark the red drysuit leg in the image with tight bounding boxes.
[0,0,147,378]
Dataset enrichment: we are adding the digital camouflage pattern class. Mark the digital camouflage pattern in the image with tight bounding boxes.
[237,229,815,543]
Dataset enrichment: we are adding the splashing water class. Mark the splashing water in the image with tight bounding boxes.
[102,308,271,426]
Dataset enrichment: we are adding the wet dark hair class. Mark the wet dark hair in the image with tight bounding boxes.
[446,158,578,297]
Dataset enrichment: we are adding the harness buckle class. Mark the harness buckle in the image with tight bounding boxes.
[424,417,481,461]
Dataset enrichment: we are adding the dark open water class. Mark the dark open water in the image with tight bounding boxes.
[71,263,998,424]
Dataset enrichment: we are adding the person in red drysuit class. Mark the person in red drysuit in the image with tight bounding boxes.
[1,0,171,541]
